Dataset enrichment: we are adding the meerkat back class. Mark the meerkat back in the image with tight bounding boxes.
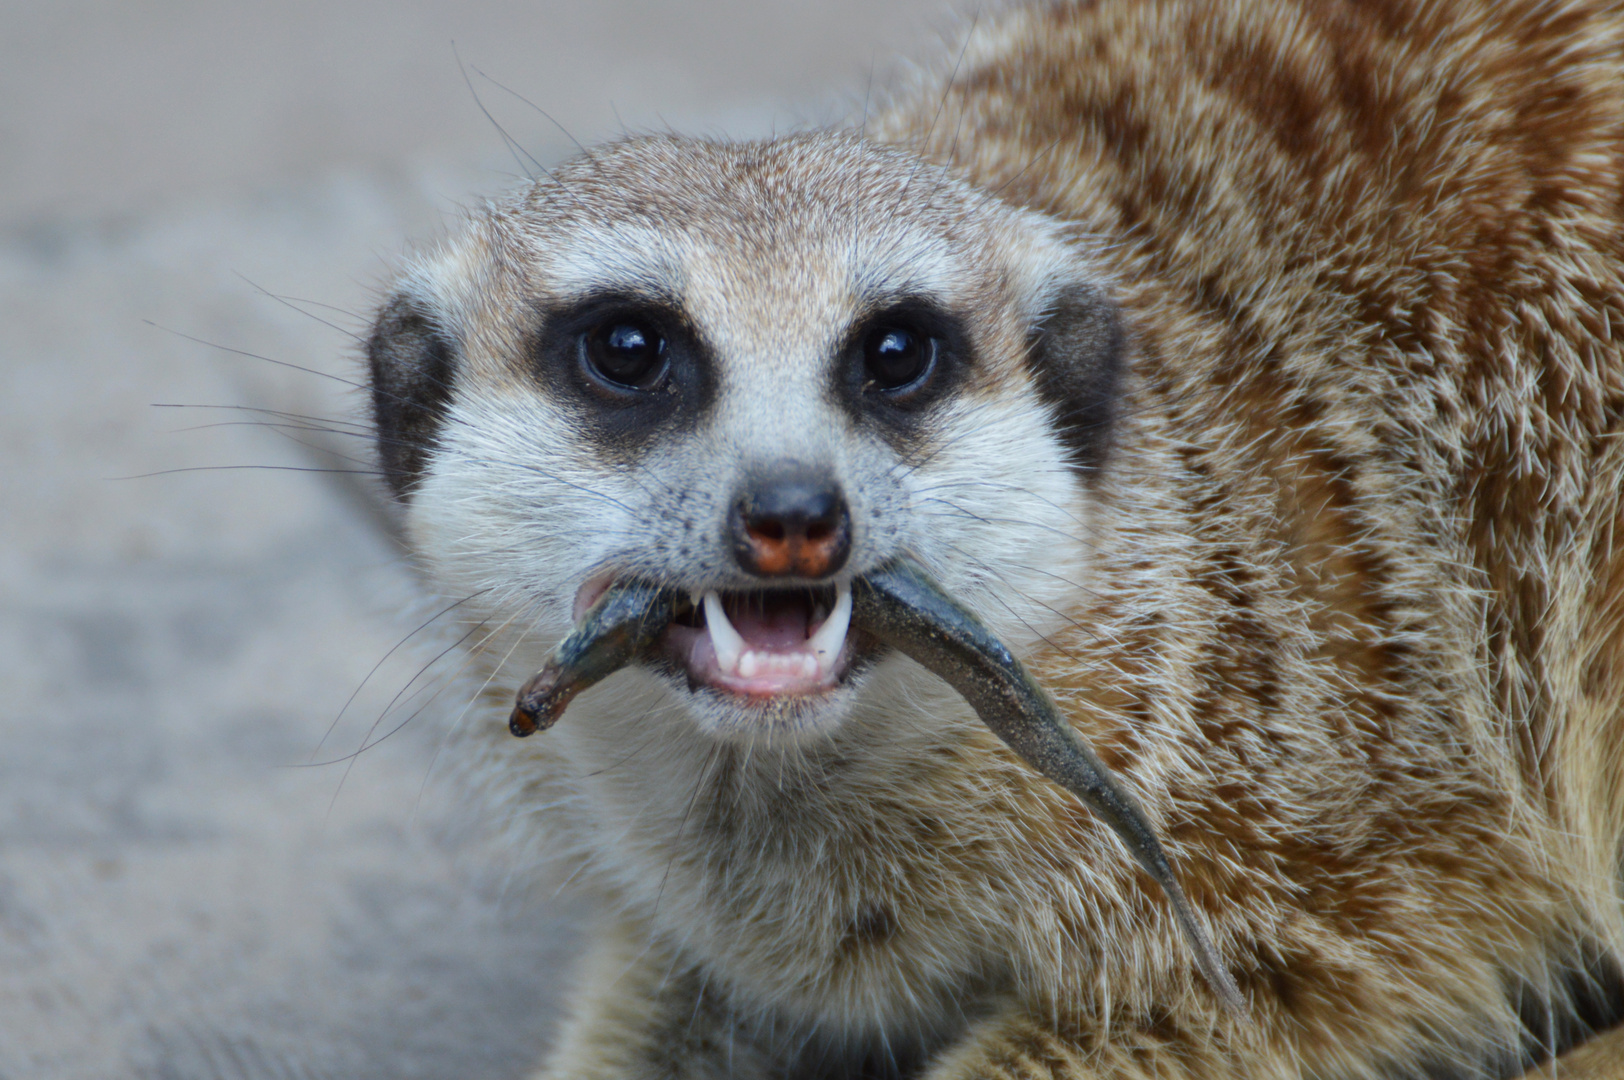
[365,0,1624,1077]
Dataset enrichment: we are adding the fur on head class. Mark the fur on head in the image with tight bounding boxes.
[370,133,1123,744]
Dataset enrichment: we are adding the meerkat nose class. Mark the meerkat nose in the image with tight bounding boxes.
[730,470,851,579]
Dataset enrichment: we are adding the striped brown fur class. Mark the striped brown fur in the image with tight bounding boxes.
[367,1,1624,1077]
[876,0,1624,1074]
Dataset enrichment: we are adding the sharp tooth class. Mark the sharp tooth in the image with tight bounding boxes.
[703,592,745,674]
[808,582,852,676]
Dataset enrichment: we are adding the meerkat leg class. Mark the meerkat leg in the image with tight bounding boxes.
[924,1010,1624,1080]
[534,920,781,1080]
[1526,1026,1624,1080]
[921,1007,1280,1080]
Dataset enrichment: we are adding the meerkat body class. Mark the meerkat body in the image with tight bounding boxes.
[366,1,1624,1077]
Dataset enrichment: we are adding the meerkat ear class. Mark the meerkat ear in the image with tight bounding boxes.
[1024,283,1126,476]
[367,291,457,500]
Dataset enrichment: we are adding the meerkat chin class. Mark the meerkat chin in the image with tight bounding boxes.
[363,2,1624,1077]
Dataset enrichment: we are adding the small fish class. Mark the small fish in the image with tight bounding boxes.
[853,559,1244,1011]
[508,558,1242,1009]
[508,580,681,736]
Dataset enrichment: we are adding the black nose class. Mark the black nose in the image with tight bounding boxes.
[731,471,851,578]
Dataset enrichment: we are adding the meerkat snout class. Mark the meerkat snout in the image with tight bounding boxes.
[729,467,852,579]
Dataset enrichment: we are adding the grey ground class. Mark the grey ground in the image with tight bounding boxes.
[0,3,947,1074]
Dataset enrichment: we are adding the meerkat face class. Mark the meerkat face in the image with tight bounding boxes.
[369,133,1123,743]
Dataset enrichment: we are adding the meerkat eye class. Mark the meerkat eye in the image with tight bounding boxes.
[863,325,936,392]
[583,319,668,390]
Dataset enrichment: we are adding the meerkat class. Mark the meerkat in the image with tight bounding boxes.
[364,0,1624,1077]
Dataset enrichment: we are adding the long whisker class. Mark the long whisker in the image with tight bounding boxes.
[413,602,554,815]
[452,45,607,226]
[144,320,368,392]
[580,725,666,779]
[310,590,491,763]
[151,400,642,527]
[111,464,383,480]
[453,41,541,181]
[301,617,494,770]
[233,271,366,344]
[151,401,375,434]
[166,419,385,470]
[914,495,1099,548]
[654,743,721,921]
[928,540,1104,663]
[988,133,1067,203]
[891,13,980,211]
[318,610,521,820]
[909,474,1097,531]
[472,65,598,168]
[164,417,370,439]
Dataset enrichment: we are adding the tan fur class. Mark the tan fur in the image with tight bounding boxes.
[868,2,1624,1074]
[1530,1025,1624,1079]
[369,1,1624,1077]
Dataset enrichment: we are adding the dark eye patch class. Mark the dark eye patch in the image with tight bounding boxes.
[368,292,458,500]
[529,294,716,459]
[1024,284,1125,477]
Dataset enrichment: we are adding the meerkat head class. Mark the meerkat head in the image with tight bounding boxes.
[368,132,1123,744]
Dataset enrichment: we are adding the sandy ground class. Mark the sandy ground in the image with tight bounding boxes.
[0,3,950,1074]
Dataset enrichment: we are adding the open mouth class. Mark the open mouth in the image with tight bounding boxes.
[509,560,1245,1010]
[662,584,854,697]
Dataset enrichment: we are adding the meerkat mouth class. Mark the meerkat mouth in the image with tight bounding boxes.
[564,578,857,698]
[665,585,854,696]
[506,561,1243,1010]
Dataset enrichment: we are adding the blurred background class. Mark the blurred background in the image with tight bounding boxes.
[0,2,949,1074]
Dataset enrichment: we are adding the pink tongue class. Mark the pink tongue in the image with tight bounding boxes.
[725,599,810,651]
